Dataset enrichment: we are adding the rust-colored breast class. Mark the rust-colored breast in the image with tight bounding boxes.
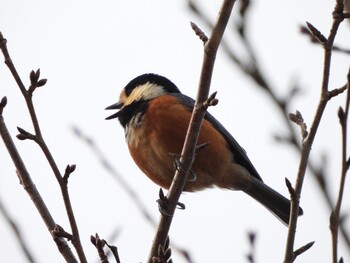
[128,95,232,192]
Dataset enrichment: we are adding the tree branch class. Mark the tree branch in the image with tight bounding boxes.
[72,126,195,263]
[330,69,350,263]
[284,1,347,262]
[0,31,86,263]
[189,0,350,257]
[0,97,77,263]
[147,1,236,262]
[0,195,36,263]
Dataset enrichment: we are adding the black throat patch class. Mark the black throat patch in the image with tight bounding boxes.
[117,100,148,128]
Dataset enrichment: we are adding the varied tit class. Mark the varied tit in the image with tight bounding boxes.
[106,73,303,225]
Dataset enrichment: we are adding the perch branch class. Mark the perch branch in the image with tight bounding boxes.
[72,126,195,263]
[147,1,236,262]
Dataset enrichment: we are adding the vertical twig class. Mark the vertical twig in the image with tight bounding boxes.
[147,1,236,262]
[188,0,350,249]
[188,0,350,259]
[0,32,86,263]
[284,1,346,262]
[330,69,350,263]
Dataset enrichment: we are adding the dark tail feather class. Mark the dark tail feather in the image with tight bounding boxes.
[243,177,303,225]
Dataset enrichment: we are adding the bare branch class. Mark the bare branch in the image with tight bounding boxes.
[188,0,350,258]
[0,197,36,263]
[147,1,237,261]
[0,96,7,114]
[329,84,348,99]
[284,1,347,262]
[330,68,350,263]
[72,125,157,225]
[0,31,85,263]
[0,32,27,95]
[0,97,77,263]
[72,126,194,262]
[300,25,350,54]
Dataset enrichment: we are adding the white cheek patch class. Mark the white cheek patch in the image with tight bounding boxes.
[124,83,165,106]
[123,82,165,146]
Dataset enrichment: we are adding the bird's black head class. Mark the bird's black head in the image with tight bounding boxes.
[105,74,181,126]
[124,73,181,96]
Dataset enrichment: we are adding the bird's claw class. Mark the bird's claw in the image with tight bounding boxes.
[157,189,186,216]
[169,153,197,182]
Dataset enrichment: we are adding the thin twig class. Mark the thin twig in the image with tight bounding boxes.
[25,74,87,262]
[300,25,350,54]
[284,2,346,262]
[147,1,236,262]
[0,197,36,263]
[72,126,156,226]
[330,69,350,263]
[188,0,350,255]
[72,126,195,263]
[0,96,77,263]
[0,32,86,263]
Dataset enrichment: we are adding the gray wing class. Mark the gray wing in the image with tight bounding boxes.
[173,93,263,182]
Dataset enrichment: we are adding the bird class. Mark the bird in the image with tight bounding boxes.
[105,73,303,225]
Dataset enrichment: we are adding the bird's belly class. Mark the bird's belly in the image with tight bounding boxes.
[126,95,232,192]
[127,125,231,192]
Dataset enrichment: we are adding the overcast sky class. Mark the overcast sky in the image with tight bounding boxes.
[1,1,350,262]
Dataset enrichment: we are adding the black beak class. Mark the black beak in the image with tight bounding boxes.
[105,101,124,120]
